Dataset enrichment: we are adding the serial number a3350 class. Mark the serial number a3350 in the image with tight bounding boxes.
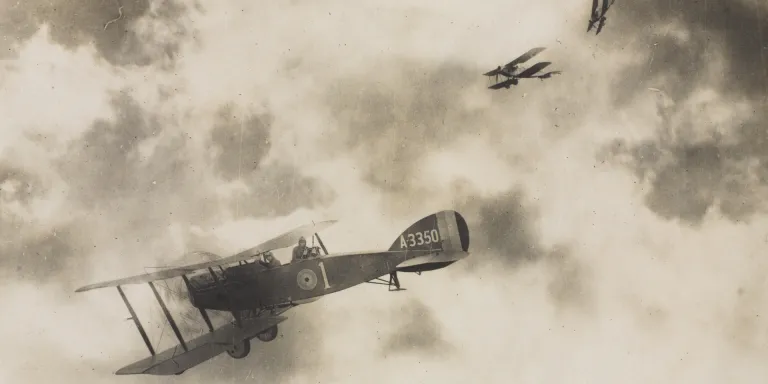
[399,229,440,248]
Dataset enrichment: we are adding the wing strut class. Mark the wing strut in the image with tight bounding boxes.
[116,286,156,356]
[181,275,214,333]
[148,281,188,352]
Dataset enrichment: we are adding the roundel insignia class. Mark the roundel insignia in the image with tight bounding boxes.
[297,269,318,291]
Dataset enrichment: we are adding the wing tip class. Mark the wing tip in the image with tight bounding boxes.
[316,219,339,228]
[75,285,96,293]
[76,284,109,293]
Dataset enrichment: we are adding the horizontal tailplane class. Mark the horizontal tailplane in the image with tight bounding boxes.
[395,250,468,273]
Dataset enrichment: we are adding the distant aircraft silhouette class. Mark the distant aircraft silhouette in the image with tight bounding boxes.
[483,48,561,90]
[588,0,616,35]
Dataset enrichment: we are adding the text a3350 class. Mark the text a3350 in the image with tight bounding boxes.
[399,230,440,248]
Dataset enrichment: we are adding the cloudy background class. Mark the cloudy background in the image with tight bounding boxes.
[1,0,767,382]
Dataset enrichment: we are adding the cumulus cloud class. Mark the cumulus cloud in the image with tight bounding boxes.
[380,298,454,357]
[2,0,768,382]
[1,0,190,66]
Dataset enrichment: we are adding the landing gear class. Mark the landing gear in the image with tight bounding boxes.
[366,272,407,292]
[256,325,278,342]
[226,339,251,359]
[388,272,403,291]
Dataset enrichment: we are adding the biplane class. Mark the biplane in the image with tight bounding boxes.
[483,47,561,90]
[76,210,470,376]
[587,0,616,34]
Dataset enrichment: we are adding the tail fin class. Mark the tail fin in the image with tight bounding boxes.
[388,210,470,254]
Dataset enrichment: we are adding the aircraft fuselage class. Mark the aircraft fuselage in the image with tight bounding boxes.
[188,210,470,311]
[190,249,461,310]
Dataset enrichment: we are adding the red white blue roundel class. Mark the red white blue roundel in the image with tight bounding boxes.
[297,269,318,290]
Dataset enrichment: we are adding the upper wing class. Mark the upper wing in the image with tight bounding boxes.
[483,67,503,76]
[75,220,338,292]
[503,47,546,69]
[516,62,552,78]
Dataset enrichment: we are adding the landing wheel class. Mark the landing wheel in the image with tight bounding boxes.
[256,325,278,342]
[226,339,251,359]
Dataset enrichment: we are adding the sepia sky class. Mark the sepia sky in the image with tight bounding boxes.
[1,0,768,383]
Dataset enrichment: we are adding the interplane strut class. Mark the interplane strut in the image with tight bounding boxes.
[116,286,155,356]
[148,281,188,352]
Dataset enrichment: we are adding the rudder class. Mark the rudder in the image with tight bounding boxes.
[388,210,470,253]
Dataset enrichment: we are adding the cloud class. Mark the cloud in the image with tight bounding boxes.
[208,107,335,218]
[3,0,768,383]
[316,62,488,209]
[380,299,453,357]
[603,88,768,225]
[610,0,768,101]
[595,0,768,225]
[0,162,46,207]
[0,280,161,383]
[449,189,593,311]
[210,108,273,181]
[1,0,191,66]
[0,28,124,152]
[0,223,77,281]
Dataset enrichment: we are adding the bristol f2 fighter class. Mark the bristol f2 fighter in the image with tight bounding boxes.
[587,0,616,34]
[76,210,470,376]
[483,47,562,90]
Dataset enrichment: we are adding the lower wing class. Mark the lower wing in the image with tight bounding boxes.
[516,62,552,78]
[116,315,287,376]
[489,79,515,89]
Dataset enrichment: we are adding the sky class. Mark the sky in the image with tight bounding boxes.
[1,0,768,383]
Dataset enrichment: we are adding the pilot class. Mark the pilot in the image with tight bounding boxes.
[260,251,281,268]
[291,236,308,262]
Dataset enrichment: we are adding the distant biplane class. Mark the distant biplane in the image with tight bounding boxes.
[588,0,616,35]
[483,47,562,90]
[76,210,470,376]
